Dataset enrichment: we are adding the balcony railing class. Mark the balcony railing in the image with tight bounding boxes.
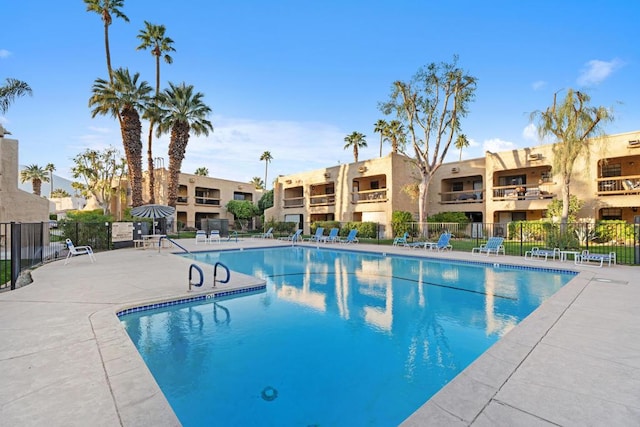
[440,190,484,204]
[176,196,188,204]
[597,175,640,195]
[283,197,304,208]
[492,185,554,201]
[195,197,221,206]
[309,194,336,206]
[352,189,388,203]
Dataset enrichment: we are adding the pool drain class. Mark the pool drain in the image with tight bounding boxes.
[261,386,278,401]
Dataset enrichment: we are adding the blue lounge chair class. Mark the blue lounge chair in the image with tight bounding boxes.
[424,232,452,251]
[339,229,359,244]
[579,250,616,267]
[304,227,325,242]
[321,228,339,243]
[279,229,303,242]
[471,237,505,256]
[254,227,273,239]
[393,232,410,246]
[524,247,559,261]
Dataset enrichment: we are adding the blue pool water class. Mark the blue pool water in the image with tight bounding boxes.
[120,247,576,426]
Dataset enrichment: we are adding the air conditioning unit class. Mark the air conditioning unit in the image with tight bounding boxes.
[358,166,367,173]
[324,172,331,179]
[628,140,640,148]
[528,153,542,160]
[451,167,460,173]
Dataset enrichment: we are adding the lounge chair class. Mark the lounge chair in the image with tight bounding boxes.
[209,230,221,244]
[339,229,359,244]
[304,227,325,242]
[471,237,505,256]
[524,247,559,261]
[423,232,453,251]
[195,230,207,244]
[64,238,96,265]
[279,229,303,242]
[579,250,616,267]
[254,227,274,239]
[320,228,339,243]
[393,232,410,247]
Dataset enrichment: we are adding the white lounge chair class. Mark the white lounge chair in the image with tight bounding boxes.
[209,230,221,244]
[64,238,96,265]
[195,230,208,244]
[579,250,616,267]
[524,247,560,261]
[472,237,505,256]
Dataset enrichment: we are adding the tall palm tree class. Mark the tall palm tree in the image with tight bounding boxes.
[194,167,208,176]
[84,0,129,84]
[374,119,388,157]
[260,151,273,189]
[0,78,32,115]
[386,120,405,154]
[250,177,265,190]
[454,134,470,161]
[137,21,175,204]
[155,82,213,207]
[20,164,49,196]
[45,163,56,197]
[89,68,152,207]
[343,131,367,163]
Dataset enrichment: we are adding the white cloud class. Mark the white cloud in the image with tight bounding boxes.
[483,138,516,153]
[532,80,546,91]
[577,59,623,86]
[0,49,11,59]
[522,123,538,142]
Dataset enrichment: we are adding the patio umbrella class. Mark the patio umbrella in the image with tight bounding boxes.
[130,204,175,234]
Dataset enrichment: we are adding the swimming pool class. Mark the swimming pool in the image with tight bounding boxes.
[120,247,576,426]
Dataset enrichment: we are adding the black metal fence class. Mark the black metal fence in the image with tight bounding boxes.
[2,219,638,291]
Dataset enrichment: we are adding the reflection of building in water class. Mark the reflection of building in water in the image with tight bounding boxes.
[484,268,517,336]
[276,260,328,312]
[357,258,394,331]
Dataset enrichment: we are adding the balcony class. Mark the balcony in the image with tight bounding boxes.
[309,194,335,206]
[492,185,554,201]
[596,175,640,196]
[352,188,388,203]
[440,190,484,204]
[195,196,221,206]
[176,196,188,204]
[283,197,305,208]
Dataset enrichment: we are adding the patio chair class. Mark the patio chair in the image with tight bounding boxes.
[579,250,616,267]
[304,227,325,242]
[471,237,505,256]
[254,227,274,239]
[393,232,410,247]
[195,230,207,244]
[524,247,560,261]
[209,230,221,244]
[64,238,96,265]
[320,228,340,243]
[424,232,453,251]
[279,229,303,242]
[339,229,359,244]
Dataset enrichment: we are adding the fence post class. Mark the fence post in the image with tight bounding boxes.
[10,222,21,291]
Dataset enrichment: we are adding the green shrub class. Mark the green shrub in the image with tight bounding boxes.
[594,220,634,243]
[392,211,413,236]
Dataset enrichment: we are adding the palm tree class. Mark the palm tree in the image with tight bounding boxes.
[454,134,470,162]
[89,68,152,207]
[386,120,405,154]
[45,163,56,197]
[343,131,367,163]
[51,188,71,198]
[260,151,273,189]
[20,164,49,196]
[137,21,175,204]
[250,176,265,190]
[155,82,213,207]
[374,119,388,157]
[194,167,208,176]
[0,78,32,115]
[84,0,129,84]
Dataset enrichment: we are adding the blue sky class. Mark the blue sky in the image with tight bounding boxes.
[2,1,638,186]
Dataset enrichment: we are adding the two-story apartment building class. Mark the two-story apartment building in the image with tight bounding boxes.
[266,130,640,238]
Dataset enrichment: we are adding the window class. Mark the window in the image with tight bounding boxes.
[499,174,527,186]
[370,181,379,190]
[600,208,622,220]
[451,182,463,192]
[601,163,621,178]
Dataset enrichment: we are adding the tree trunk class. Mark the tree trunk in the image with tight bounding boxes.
[560,178,570,233]
[146,121,156,204]
[121,107,144,207]
[167,122,190,207]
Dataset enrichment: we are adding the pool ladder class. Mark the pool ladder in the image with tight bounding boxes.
[188,262,230,291]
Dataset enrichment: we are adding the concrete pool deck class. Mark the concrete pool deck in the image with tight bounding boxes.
[0,238,638,426]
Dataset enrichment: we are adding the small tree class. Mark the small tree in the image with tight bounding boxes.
[194,167,208,176]
[343,131,367,162]
[20,164,49,196]
[226,200,259,230]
